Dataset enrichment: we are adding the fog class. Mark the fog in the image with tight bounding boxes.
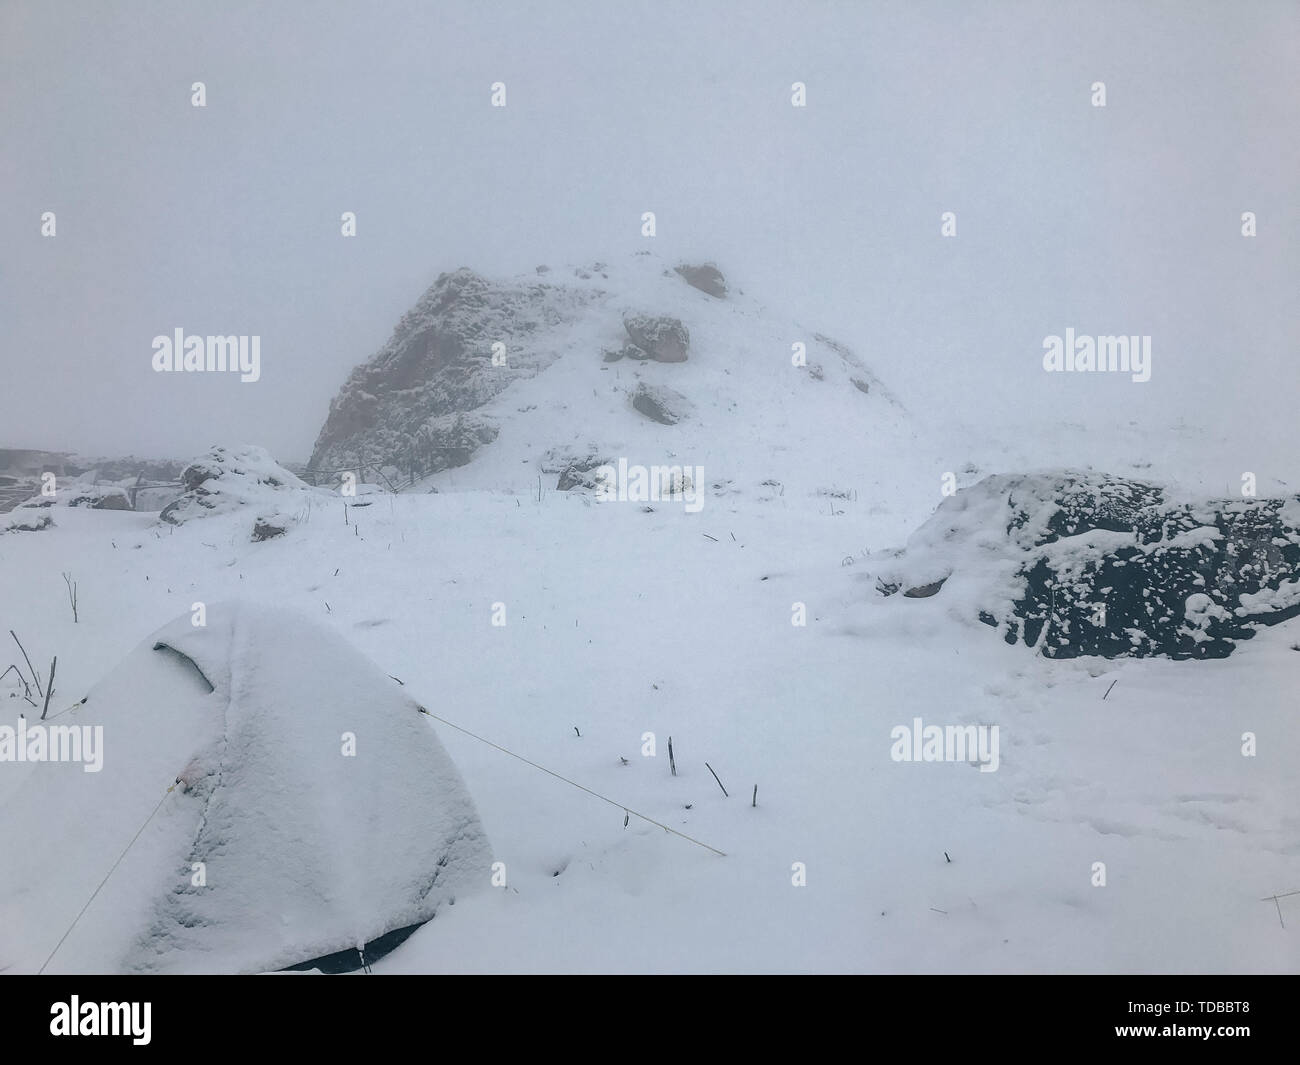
[2,0,1296,468]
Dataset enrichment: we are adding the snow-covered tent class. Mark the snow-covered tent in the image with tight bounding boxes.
[0,602,489,974]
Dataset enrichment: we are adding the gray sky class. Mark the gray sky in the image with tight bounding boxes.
[2,0,1296,466]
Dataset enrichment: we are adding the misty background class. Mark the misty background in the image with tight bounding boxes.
[1,0,1296,474]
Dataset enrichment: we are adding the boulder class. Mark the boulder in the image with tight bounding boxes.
[874,471,1300,659]
[632,382,691,425]
[674,263,727,299]
[159,445,314,529]
[623,314,690,363]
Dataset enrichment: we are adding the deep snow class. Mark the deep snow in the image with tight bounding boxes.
[2,463,1296,973]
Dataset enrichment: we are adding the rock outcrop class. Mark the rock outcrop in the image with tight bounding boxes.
[159,445,315,541]
[309,268,598,480]
[622,314,690,363]
[874,471,1300,659]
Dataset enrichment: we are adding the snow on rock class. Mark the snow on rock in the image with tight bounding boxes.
[631,381,692,425]
[158,445,319,539]
[306,251,908,501]
[13,482,133,512]
[673,262,727,299]
[0,601,489,974]
[3,511,54,533]
[309,266,601,478]
[871,470,1300,659]
[622,313,690,363]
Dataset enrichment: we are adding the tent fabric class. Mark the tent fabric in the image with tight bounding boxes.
[0,601,489,974]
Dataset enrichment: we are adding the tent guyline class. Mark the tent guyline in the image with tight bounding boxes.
[37,697,724,974]
[414,705,727,858]
[38,779,179,975]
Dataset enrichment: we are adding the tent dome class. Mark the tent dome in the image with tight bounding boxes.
[0,601,489,974]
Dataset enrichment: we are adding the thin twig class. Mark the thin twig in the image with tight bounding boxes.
[0,663,31,697]
[40,656,57,721]
[62,572,78,623]
[10,630,42,698]
[705,762,728,797]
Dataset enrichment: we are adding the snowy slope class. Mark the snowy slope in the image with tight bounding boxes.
[1,256,1296,975]
[1,466,1296,973]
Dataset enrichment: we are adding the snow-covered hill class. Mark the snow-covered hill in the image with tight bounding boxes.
[307,253,914,507]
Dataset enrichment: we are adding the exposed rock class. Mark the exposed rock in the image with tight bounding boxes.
[674,263,727,299]
[309,267,598,479]
[251,518,287,542]
[556,466,590,491]
[541,446,609,490]
[632,382,691,425]
[875,471,1300,659]
[903,577,947,598]
[623,314,690,363]
[4,512,53,533]
[602,341,650,364]
[15,482,133,512]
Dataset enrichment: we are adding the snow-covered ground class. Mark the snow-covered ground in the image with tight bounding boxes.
[2,440,1296,972]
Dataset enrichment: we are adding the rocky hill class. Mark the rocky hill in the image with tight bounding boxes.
[307,252,907,498]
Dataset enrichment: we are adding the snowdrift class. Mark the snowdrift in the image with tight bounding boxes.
[0,602,488,974]
[871,470,1300,658]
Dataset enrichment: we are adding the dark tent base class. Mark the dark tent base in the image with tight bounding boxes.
[280,920,426,975]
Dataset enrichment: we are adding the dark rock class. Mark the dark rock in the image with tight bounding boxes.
[674,263,727,299]
[5,513,53,533]
[623,315,690,363]
[251,519,287,542]
[603,342,649,363]
[632,382,691,425]
[886,471,1300,659]
[903,577,947,598]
